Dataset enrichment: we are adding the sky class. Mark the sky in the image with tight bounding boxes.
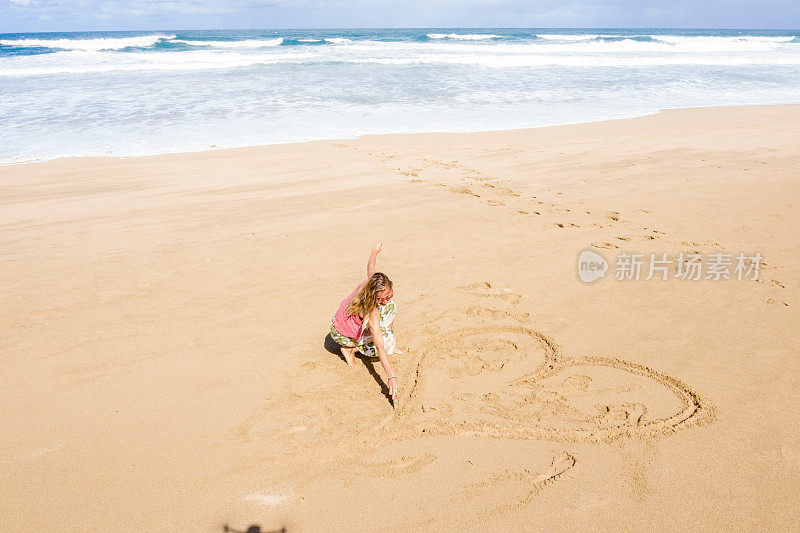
[1,0,799,33]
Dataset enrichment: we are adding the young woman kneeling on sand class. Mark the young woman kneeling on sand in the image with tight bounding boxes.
[330,242,403,400]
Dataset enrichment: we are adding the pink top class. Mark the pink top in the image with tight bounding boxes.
[333,280,367,340]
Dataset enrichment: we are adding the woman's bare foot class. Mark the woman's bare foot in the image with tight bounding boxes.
[341,346,356,366]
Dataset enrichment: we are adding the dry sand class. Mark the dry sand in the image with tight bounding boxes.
[1,104,799,531]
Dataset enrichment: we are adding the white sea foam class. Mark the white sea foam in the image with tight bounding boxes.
[656,35,795,43]
[2,30,799,164]
[0,49,314,76]
[173,37,283,48]
[536,34,601,40]
[0,34,175,50]
[651,34,797,52]
[3,42,800,77]
[427,33,500,40]
[340,53,800,67]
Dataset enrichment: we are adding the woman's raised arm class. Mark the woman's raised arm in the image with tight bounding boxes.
[367,241,383,278]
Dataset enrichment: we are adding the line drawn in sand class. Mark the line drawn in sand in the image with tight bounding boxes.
[391,283,715,444]
[405,450,578,529]
[459,451,577,522]
[381,281,716,525]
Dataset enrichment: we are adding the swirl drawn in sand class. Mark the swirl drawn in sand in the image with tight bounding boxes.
[459,451,577,520]
[369,281,717,527]
[405,450,578,530]
[390,282,715,445]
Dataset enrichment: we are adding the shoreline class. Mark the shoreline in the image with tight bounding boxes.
[3,101,798,168]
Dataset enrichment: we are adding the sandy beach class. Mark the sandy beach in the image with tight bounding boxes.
[2,103,799,531]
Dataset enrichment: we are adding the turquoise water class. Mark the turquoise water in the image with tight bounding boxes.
[1,28,799,163]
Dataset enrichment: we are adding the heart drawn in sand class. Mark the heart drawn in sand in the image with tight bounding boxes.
[396,322,714,443]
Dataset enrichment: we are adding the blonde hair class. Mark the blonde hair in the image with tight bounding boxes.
[347,272,392,319]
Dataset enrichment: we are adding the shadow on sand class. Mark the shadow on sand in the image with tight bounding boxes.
[323,333,393,405]
[223,525,286,533]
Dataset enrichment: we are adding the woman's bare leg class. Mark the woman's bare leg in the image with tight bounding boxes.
[340,346,356,366]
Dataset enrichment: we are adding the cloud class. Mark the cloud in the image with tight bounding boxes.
[3,0,264,17]
[1,0,340,17]
[1,0,797,30]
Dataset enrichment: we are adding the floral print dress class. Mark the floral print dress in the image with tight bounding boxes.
[330,299,397,357]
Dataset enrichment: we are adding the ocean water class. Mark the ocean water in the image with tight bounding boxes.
[1,28,799,164]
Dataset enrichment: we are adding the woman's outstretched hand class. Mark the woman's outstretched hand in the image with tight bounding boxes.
[371,241,384,255]
[387,375,398,400]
